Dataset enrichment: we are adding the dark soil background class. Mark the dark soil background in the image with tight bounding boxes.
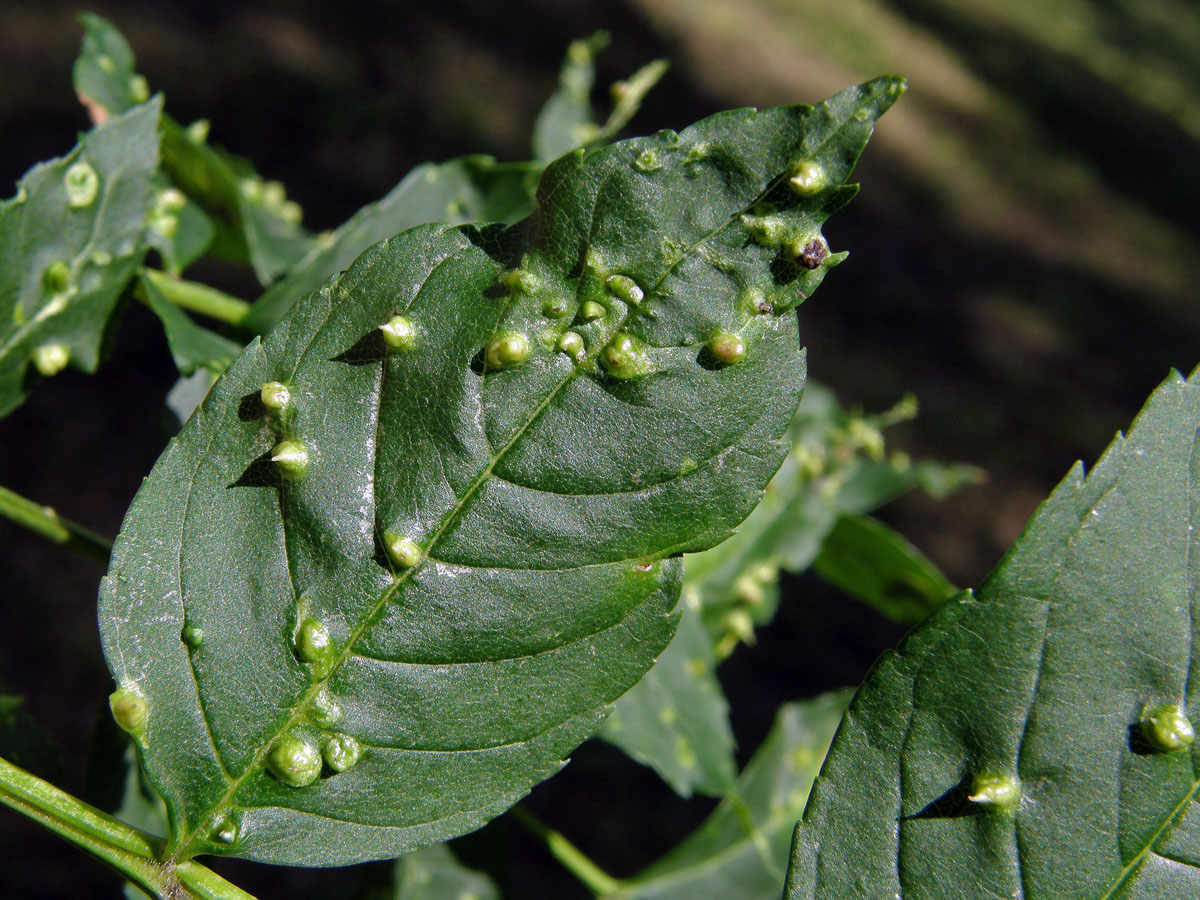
[1,0,1198,896]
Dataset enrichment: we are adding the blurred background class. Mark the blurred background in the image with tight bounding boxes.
[1,0,1198,896]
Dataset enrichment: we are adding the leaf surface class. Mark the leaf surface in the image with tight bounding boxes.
[812,513,956,625]
[622,691,848,900]
[241,157,540,336]
[100,78,902,866]
[140,274,242,376]
[600,606,735,796]
[786,368,1200,899]
[0,99,161,418]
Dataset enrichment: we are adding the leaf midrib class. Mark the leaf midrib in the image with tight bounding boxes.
[173,147,795,859]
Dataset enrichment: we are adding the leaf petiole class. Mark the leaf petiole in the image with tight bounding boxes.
[140,269,251,328]
[511,806,624,898]
[0,484,112,563]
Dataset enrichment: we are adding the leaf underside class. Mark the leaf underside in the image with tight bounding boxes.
[100,77,903,867]
[0,99,160,418]
[787,367,1200,899]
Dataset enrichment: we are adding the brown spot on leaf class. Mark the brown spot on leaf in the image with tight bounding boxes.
[798,239,827,269]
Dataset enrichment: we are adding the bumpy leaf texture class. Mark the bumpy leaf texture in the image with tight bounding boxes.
[786,367,1200,899]
[100,77,903,866]
[0,99,160,418]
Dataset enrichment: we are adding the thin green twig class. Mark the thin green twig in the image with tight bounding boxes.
[141,269,251,327]
[0,484,112,563]
[0,755,255,899]
[511,806,624,897]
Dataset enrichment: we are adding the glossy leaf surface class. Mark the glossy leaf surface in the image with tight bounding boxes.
[0,99,160,418]
[100,78,902,866]
[786,368,1200,899]
[623,691,848,900]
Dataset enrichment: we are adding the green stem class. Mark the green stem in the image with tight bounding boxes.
[0,755,253,899]
[142,269,251,327]
[0,484,112,563]
[512,806,624,897]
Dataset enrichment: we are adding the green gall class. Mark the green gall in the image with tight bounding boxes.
[556,331,585,361]
[91,250,112,267]
[64,162,100,208]
[733,573,765,606]
[293,617,335,674]
[541,299,569,319]
[579,300,607,322]
[633,149,662,173]
[260,381,292,413]
[740,213,787,247]
[33,344,70,377]
[271,439,310,479]
[241,178,264,202]
[1141,703,1195,752]
[606,275,645,306]
[280,201,303,225]
[706,330,746,365]
[128,74,150,103]
[96,54,115,74]
[42,260,71,295]
[267,732,322,787]
[310,687,344,727]
[501,268,539,294]
[384,533,423,569]
[379,315,417,351]
[186,119,211,143]
[262,180,287,208]
[182,624,204,649]
[485,332,530,368]
[322,733,362,773]
[211,815,239,845]
[600,332,654,379]
[158,188,186,212]
[109,688,148,736]
[788,161,828,195]
[149,211,179,239]
[968,773,1021,811]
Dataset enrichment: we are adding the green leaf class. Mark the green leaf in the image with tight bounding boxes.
[391,844,500,900]
[811,513,956,624]
[785,367,1200,899]
[99,77,903,866]
[0,693,65,786]
[139,273,241,376]
[602,606,736,797]
[0,98,161,418]
[533,33,669,164]
[241,157,540,336]
[685,382,979,656]
[145,179,215,277]
[622,691,849,900]
[74,14,312,285]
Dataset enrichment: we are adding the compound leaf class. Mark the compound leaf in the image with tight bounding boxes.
[0,98,161,418]
[100,77,902,866]
[622,691,848,900]
[786,368,1200,899]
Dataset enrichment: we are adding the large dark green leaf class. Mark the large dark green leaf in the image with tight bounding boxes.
[621,691,849,900]
[786,367,1200,899]
[99,78,902,866]
[0,99,161,418]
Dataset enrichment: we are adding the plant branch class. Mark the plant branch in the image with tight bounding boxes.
[0,755,253,899]
[511,806,624,897]
[0,484,112,563]
[141,269,251,327]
